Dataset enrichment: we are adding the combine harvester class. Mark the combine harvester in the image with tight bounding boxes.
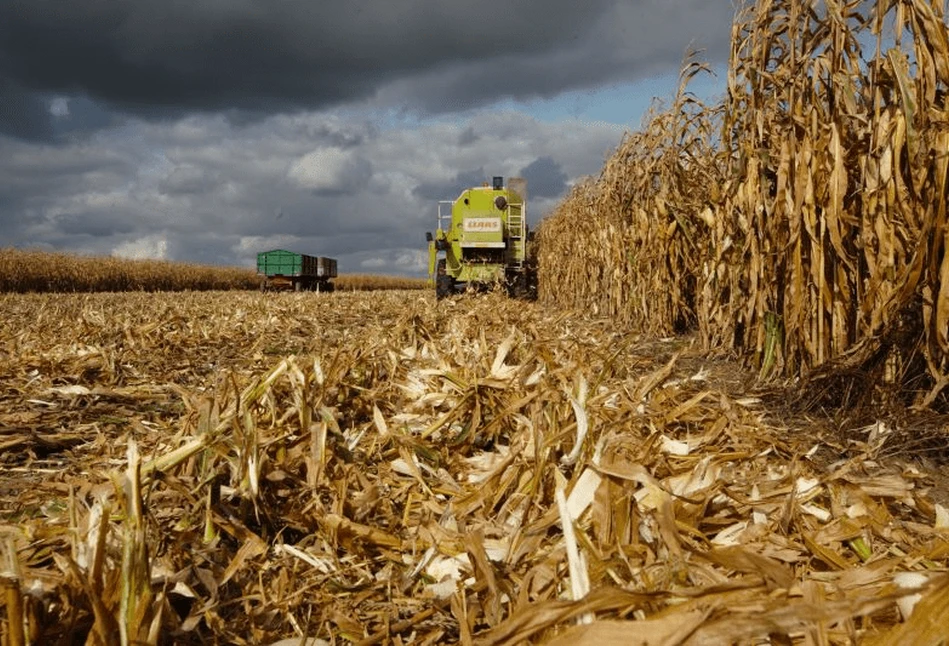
[426,176,536,299]
[257,249,337,291]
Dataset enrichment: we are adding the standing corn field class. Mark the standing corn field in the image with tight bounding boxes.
[0,248,427,293]
[538,52,721,338]
[538,0,949,409]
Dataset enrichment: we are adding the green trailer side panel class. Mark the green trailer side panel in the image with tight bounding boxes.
[257,250,338,278]
[257,250,303,277]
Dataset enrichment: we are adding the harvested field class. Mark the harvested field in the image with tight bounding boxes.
[334,275,428,292]
[2,290,949,644]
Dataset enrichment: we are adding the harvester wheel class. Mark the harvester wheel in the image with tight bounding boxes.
[436,276,454,299]
[525,269,538,300]
[506,272,524,298]
[435,259,452,299]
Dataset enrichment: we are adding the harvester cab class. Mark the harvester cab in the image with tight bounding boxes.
[427,176,534,299]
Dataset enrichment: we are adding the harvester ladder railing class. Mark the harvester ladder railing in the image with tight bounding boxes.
[507,202,526,266]
[437,201,453,233]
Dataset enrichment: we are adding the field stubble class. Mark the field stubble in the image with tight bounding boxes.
[1,290,949,644]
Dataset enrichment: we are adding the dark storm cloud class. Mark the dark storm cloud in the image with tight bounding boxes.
[519,157,568,199]
[1,1,606,114]
[458,127,480,146]
[158,165,221,196]
[0,1,735,138]
[0,103,628,273]
[412,168,489,202]
[57,211,137,237]
[48,97,121,137]
[239,200,421,242]
[0,80,53,139]
[370,1,734,113]
[171,233,250,267]
[0,135,135,244]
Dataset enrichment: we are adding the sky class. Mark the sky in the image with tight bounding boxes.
[0,0,736,276]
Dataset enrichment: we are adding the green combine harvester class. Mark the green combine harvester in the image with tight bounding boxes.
[426,176,536,299]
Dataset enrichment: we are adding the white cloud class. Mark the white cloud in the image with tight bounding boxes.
[49,97,70,118]
[234,235,302,254]
[394,249,427,272]
[357,249,427,274]
[360,257,386,269]
[112,235,168,260]
[288,147,365,193]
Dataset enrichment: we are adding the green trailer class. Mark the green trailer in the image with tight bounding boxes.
[257,250,337,291]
